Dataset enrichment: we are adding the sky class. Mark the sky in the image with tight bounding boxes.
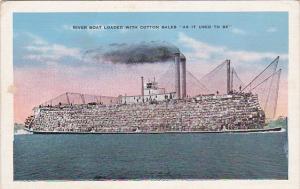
[13,12,288,123]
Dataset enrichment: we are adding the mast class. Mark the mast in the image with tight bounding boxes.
[227,59,231,94]
[66,92,70,105]
[273,69,281,119]
[230,68,234,92]
[80,94,85,104]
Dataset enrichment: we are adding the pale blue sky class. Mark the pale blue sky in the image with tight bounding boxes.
[14,12,288,67]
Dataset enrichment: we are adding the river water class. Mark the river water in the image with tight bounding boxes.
[14,131,288,180]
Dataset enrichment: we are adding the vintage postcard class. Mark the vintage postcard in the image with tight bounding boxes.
[1,1,299,189]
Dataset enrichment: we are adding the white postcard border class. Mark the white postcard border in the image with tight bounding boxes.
[1,1,299,189]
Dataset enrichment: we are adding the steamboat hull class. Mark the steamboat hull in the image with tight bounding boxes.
[25,127,282,134]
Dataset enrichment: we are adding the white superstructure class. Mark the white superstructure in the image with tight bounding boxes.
[120,79,175,104]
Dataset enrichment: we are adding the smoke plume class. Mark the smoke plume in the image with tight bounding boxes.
[82,41,180,64]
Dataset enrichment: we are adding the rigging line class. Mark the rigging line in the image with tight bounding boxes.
[158,63,175,79]
[200,61,227,80]
[43,93,64,105]
[263,67,277,111]
[233,68,245,87]
[157,67,176,89]
[186,70,210,92]
[259,73,270,110]
[250,69,281,91]
[260,81,269,111]
[67,92,118,99]
[202,63,226,80]
[242,56,279,91]
[272,69,281,119]
[159,70,175,88]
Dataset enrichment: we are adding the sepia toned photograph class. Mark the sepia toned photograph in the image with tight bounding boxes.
[1,1,299,189]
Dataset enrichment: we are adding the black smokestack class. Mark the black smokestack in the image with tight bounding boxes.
[141,76,144,97]
[82,41,180,64]
[180,53,186,99]
[174,52,181,99]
